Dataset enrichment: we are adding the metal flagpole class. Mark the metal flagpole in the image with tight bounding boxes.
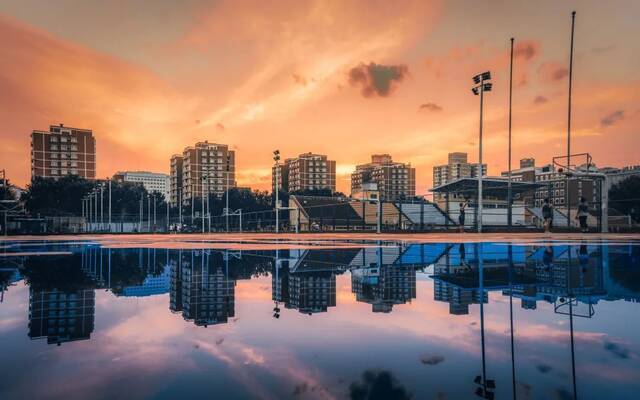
[478,77,485,233]
[108,179,112,232]
[507,38,514,230]
[566,11,576,229]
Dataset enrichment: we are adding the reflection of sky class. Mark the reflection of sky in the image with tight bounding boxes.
[0,244,639,399]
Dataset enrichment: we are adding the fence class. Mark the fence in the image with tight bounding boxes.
[3,199,639,235]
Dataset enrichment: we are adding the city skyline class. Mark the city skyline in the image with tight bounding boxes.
[1,1,639,194]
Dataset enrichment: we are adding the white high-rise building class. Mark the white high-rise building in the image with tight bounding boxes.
[113,171,170,200]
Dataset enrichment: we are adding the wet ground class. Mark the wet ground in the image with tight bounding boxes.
[1,235,639,399]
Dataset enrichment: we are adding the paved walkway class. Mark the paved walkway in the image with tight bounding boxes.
[1,232,639,250]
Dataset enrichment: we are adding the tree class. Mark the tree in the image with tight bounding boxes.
[0,179,16,201]
[22,176,96,216]
[609,176,640,222]
[21,176,166,220]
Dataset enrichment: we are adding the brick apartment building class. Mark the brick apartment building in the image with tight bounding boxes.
[351,154,416,201]
[169,141,236,207]
[30,124,96,180]
[272,152,336,193]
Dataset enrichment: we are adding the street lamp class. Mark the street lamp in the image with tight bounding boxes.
[273,150,280,234]
[471,71,492,233]
[202,173,207,234]
[225,153,231,233]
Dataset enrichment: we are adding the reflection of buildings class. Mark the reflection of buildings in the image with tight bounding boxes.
[351,265,416,313]
[430,243,640,316]
[121,264,170,297]
[288,270,336,314]
[272,249,358,315]
[28,288,95,345]
[434,281,487,315]
[173,250,235,327]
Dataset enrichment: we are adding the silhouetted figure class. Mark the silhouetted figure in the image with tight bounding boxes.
[577,197,589,233]
[543,246,553,272]
[542,198,553,233]
[459,200,468,233]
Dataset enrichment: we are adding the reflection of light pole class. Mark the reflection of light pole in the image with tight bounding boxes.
[273,248,281,318]
[273,150,281,234]
[508,245,516,399]
[474,243,495,399]
[471,71,492,233]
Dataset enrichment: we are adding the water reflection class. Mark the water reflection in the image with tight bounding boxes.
[1,240,639,399]
[2,242,639,334]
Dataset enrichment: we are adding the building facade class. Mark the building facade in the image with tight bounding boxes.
[113,171,170,200]
[30,124,96,180]
[169,155,184,207]
[169,141,236,207]
[433,152,487,201]
[500,158,598,208]
[351,154,416,201]
[272,152,336,194]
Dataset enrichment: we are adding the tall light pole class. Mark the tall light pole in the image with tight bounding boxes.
[108,179,112,232]
[94,189,98,228]
[225,154,230,233]
[471,71,492,233]
[566,11,577,229]
[179,190,183,227]
[153,193,157,231]
[273,150,280,234]
[100,184,104,230]
[507,38,514,230]
[201,172,206,234]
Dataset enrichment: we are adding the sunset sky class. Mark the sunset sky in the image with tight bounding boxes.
[1,0,639,194]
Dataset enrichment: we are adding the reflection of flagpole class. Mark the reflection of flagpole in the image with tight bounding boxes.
[508,245,516,400]
[474,243,495,399]
[569,295,577,400]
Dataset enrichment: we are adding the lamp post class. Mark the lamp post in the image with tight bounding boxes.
[108,179,112,232]
[471,71,492,233]
[566,11,577,229]
[226,154,231,233]
[100,184,104,231]
[202,173,207,234]
[273,150,280,234]
[507,38,514,230]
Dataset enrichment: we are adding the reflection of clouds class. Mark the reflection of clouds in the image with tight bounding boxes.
[604,340,631,359]
[193,337,336,400]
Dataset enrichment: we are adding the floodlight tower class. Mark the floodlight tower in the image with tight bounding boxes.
[273,150,281,234]
[471,71,492,233]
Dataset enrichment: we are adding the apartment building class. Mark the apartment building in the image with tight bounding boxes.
[169,155,184,207]
[169,141,236,206]
[272,152,336,193]
[30,124,96,180]
[500,158,597,208]
[433,152,487,201]
[351,154,416,201]
[113,171,170,200]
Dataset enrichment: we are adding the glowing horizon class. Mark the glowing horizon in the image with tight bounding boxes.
[1,0,639,194]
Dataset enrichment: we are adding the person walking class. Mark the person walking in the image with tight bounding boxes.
[458,200,468,233]
[542,198,553,233]
[577,197,589,233]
